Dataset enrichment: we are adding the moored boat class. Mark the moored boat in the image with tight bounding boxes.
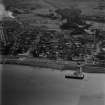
[65,72,84,79]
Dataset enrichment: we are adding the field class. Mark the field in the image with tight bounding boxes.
[3,0,105,32]
[4,0,105,16]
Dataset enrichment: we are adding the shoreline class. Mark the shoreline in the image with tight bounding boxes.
[0,56,77,70]
[0,55,105,73]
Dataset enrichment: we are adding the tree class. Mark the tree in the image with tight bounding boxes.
[55,7,85,25]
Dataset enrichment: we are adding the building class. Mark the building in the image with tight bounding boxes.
[0,21,6,44]
[0,17,23,44]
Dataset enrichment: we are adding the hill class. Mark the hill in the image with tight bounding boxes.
[3,0,105,16]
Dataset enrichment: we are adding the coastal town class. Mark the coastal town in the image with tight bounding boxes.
[1,0,105,105]
[1,3,105,67]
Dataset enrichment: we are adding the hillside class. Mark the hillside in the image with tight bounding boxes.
[3,0,105,16]
[2,0,105,32]
[3,0,105,31]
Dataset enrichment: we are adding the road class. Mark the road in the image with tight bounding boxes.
[1,64,105,105]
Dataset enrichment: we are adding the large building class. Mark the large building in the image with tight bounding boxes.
[0,17,23,44]
[0,21,6,43]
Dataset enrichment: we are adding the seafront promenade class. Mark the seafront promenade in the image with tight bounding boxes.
[0,55,105,73]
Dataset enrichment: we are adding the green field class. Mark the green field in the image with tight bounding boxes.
[4,0,104,16]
